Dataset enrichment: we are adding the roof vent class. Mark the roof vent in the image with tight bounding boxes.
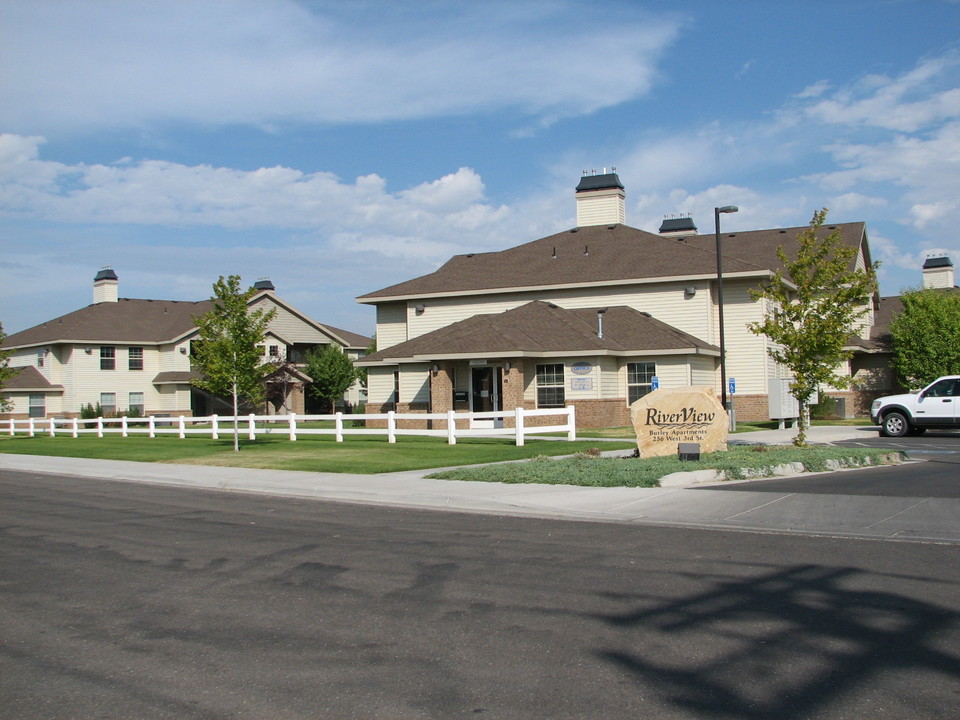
[93,266,119,304]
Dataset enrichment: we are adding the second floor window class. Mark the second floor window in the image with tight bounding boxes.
[128,346,144,371]
[100,346,115,371]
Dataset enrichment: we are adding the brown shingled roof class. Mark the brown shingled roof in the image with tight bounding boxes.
[4,366,65,391]
[1,299,213,348]
[358,222,867,301]
[360,301,718,364]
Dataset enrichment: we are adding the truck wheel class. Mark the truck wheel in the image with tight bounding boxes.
[882,411,909,438]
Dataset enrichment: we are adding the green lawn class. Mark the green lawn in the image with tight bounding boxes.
[0,433,636,474]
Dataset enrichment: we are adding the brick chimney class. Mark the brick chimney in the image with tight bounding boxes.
[575,169,625,227]
[922,255,955,289]
[93,267,119,304]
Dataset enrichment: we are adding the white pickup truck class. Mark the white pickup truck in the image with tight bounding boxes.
[871,375,960,437]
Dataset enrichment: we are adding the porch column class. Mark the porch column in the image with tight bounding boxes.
[430,362,454,423]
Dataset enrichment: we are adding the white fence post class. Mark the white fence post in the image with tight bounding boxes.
[71,417,79,438]
[178,416,186,439]
[28,418,35,437]
[447,410,456,445]
[335,412,343,443]
[148,416,156,438]
[7,419,13,436]
[515,406,525,447]
[121,416,128,438]
[96,417,103,438]
[211,414,219,440]
[248,414,256,441]
[48,417,56,437]
[289,412,297,441]
[566,405,577,441]
[387,411,396,444]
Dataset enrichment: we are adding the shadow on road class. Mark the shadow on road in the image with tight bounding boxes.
[594,563,960,719]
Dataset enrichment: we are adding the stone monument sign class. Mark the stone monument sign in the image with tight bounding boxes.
[631,386,728,458]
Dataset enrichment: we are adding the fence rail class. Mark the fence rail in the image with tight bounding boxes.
[5,406,577,447]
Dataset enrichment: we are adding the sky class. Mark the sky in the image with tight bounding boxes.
[2,0,960,337]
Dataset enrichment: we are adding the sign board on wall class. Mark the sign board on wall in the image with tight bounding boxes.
[630,386,729,458]
[571,362,593,375]
[570,378,593,390]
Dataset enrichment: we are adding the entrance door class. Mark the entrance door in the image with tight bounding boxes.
[471,367,503,428]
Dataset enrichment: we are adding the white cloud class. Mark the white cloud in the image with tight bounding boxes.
[0,0,680,133]
[802,53,960,132]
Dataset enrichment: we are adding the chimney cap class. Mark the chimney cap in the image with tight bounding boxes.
[923,255,953,269]
[94,267,118,282]
[659,217,698,234]
[576,172,623,192]
[253,278,276,292]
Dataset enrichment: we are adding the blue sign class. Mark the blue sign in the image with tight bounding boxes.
[729,377,736,395]
[651,376,660,390]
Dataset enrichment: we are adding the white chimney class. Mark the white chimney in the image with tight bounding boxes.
[922,255,955,289]
[93,267,119,303]
[575,170,625,227]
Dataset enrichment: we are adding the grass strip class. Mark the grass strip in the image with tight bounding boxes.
[0,433,635,474]
[427,445,904,488]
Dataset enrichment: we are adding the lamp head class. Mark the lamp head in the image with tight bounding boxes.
[717,205,739,214]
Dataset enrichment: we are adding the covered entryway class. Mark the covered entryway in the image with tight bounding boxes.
[471,366,503,428]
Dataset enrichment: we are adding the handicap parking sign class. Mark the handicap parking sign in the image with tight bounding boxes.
[651,376,659,390]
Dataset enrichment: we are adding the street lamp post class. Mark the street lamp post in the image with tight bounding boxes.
[715,205,739,431]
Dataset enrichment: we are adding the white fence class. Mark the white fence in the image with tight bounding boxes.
[5,406,576,447]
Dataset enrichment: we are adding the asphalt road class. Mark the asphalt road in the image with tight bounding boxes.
[704,452,960,497]
[3,470,959,719]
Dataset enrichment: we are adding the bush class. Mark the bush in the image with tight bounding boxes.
[810,395,840,420]
[79,402,103,419]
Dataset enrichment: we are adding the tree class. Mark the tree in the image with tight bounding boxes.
[304,343,357,414]
[889,286,960,388]
[191,276,276,451]
[0,322,16,412]
[748,209,878,446]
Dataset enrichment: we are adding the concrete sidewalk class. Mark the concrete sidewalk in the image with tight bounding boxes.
[4,423,956,544]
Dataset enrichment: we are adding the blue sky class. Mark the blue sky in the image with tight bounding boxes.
[2,0,960,337]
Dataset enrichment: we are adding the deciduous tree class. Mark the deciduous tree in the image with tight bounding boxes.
[0,323,16,412]
[191,276,276,451]
[748,209,878,446]
[890,286,960,388]
[304,343,357,414]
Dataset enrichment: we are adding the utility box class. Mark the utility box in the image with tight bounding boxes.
[768,378,818,423]
[678,443,701,462]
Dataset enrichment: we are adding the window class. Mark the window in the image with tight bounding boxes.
[128,346,144,371]
[269,345,279,357]
[536,363,565,408]
[37,350,45,368]
[100,346,115,370]
[128,392,144,416]
[28,394,45,418]
[392,370,400,405]
[627,362,656,404]
[100,392,116,416]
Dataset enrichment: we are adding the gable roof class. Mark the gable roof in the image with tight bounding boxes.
[4,365,65,392]
[357,222,868,302]
[2,299,213,349]
[3,292,371,351]
[359,301,719,364]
